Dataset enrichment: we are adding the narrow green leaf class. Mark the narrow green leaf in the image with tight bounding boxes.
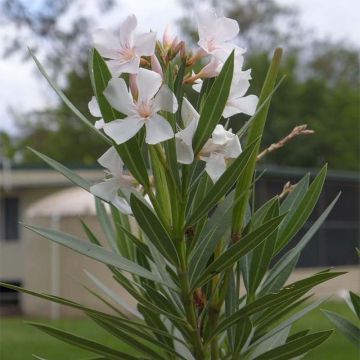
[322,310,360,348]
[252,330,333,360]
[261,193,340,294]
[89,315,167,360]
[193,51,234,154]
[248,200,280,295]
[275,165,328,254]
[95,199,118,253]
[29,148,91,191]
[130,194,180,265]
[187,138,260,226]
[29,48,109,143]
[250,297,327,349]
[80,220,101,246]
[233,317,252,355]
[349,291,360,319]
[27,322,139,360]
[232,48,283,236]
[22,223,174,288]
[192,214,286,289]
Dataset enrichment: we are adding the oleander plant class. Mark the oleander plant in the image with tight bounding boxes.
[2,8,350,360]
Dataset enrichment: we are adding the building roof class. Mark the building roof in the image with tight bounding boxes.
[25,187,98,218]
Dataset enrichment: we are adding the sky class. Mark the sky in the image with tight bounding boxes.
[0,0,359,135]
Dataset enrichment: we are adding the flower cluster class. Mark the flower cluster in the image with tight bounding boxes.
[89,9,258,212]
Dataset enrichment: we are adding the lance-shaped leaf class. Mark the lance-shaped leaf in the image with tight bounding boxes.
[29,148,91,191]
[187,138,260,226]
[29,48,109,143]
[248,199,280,296]
[322,310,360,348]
[130,194,180,266]
[232,48,283,236]
[193,51,234,154]
[261,192,340,294]
[274,164,328,254]
[349,291,360,319]
[191,214,286,289]
[90,49,149,188]
[209,271,344,340]
[27,322,139,360]
[252,330,333,360]
[22,224,174,289]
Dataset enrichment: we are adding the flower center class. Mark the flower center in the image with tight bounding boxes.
[137,101,153,119]
[120,46,135,61]
[206,37,218,52]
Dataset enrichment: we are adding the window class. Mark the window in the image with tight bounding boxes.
[0,197,19,241]
[0,280,21,306]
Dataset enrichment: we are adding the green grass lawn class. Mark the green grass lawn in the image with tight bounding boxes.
[0,301,358,359]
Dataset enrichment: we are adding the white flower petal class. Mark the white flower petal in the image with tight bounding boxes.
[175,119,198,164]
[92,29,119,59]
[181,98,199,127]
[88,96,101,117]
[134,32,157,56]
[95,119,105,129]
[103,78,135,116]
[103,116,145,144]
[90,178,121,203]
[108,56,141,75]
[98,146,123,177]
[224,95,259,117]
[175,138,195,164]
[153,85,178,113]
[212,125,230,145]
[119,14,137,47]
[137,68,162,103]
[197,8,217,41]
[205,153,227,183]
[192,79,203,93]
[224,135,242,158]
[113,196,132,215]
[214,17,239,42]
[145,114,174,144]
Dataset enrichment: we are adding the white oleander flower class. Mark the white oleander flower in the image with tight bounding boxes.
[175,98,199,164]
[88,96,105,129]
[197,8,245,63]
[90,147,134,214]
[92,14,156,75]
[200,125,242,182]
[223,70,259,118]
[102,68,178,145]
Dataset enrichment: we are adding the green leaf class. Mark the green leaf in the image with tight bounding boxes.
[275,165,328,253]
[29,48,110,143]
[90,49,149,188]
[252,330,333,360]
[80,220,101,246]
[189,190,234,281]
[250,297,327,350]
[322,310,360,348]
[248,199,280,296]
[233,317,252,355]
[95,199,118,253]
[261,193,340,294]
[187,138,260,226]
[88,315,167,360]
[232,48,283,236]
[349,291,360,319]
[192,214,286,289]
[29,148,91,191]
[22,223,174,288]
[210,271,344,339]
[193,51,234,154]
[130,194,180,265]
[27,322,140,360]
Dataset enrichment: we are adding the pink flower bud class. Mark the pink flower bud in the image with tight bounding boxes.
[151,55,163,77]
[129,74,139,99]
